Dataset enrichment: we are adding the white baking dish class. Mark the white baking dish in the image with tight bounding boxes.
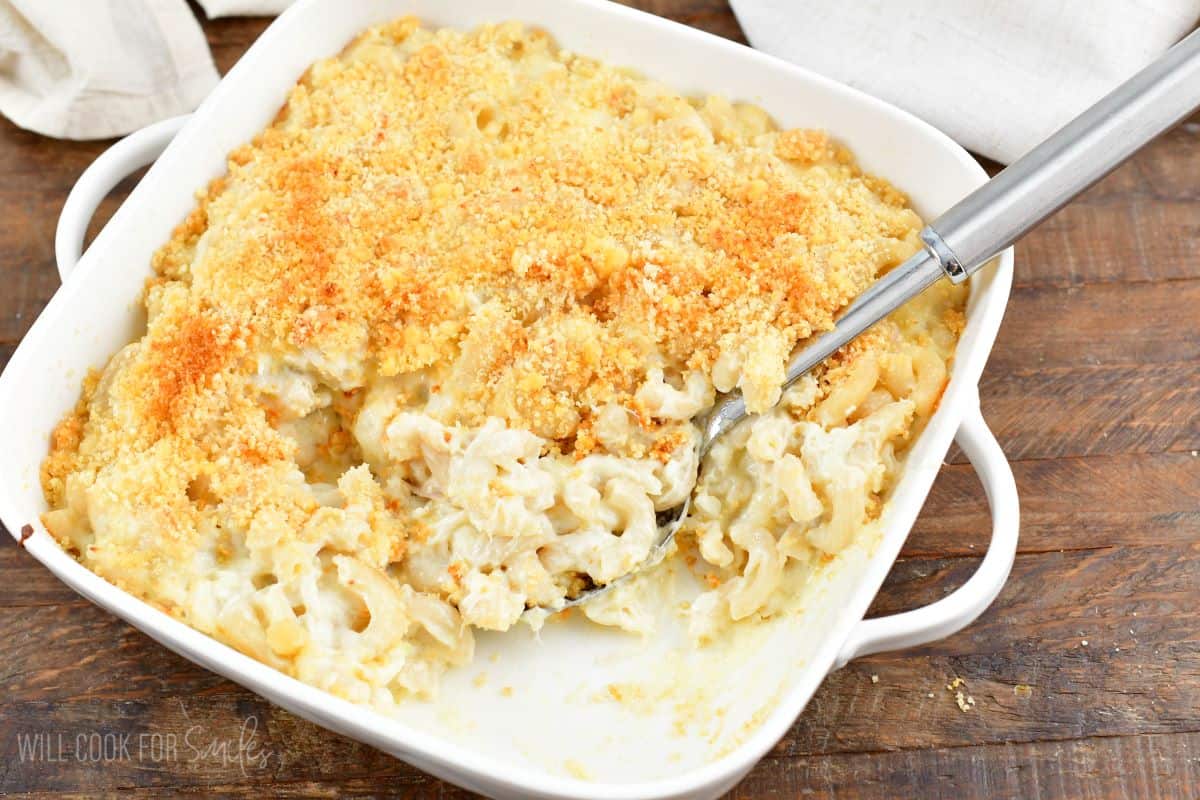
[0,1,1018,797]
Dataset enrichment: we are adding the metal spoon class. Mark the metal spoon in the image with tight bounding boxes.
[541,25,1200,613]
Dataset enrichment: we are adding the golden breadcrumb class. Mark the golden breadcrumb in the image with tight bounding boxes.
[147,17,923,442]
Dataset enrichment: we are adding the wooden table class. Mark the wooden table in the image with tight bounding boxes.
[2,4,1197,798]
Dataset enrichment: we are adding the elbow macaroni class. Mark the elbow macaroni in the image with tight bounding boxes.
[39,18,967,708]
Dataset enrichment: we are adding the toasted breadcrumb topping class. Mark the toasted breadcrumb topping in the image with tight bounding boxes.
[148,17,923,441]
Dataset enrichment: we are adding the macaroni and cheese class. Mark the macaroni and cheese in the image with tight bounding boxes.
[41,19,967,707]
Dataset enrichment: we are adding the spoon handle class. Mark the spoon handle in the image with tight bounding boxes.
[703,28,1200,444]
[926,25,1200,281]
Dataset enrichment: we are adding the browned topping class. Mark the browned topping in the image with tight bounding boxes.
[775,129,833,164]
[649,428,692,464]
[144,310,247,430]
[39,369,100,507]
[132,18,921,444]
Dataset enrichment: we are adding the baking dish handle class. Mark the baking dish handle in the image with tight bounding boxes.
[55,114,190,284]
[834,401,1019,667]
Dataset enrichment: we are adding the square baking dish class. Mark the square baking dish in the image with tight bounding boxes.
[0,1,1017,798]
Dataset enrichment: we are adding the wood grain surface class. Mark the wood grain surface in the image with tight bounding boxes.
[2,3,1198,798]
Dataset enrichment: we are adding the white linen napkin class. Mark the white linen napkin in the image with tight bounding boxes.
[0,0,219,140]
[194,0,291,17]
[730,0,1200,163]
[0,0,292,141]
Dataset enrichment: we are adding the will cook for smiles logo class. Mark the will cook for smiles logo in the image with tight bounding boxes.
[13,700,275,777]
